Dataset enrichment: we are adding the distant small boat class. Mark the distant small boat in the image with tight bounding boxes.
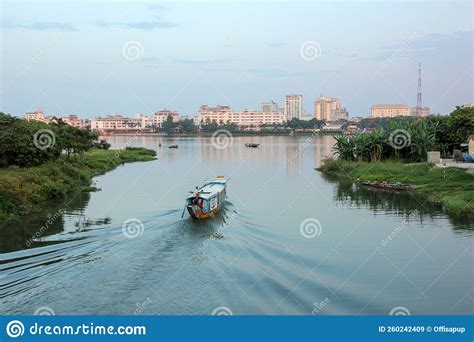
[245,143,260,148]
[168,145,178,149]
[184,177,229,219]
[361,181,414,191]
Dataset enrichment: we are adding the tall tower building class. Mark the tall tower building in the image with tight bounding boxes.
[261,100,278,113]
[314,96,347,121]
[416,63,422,117]
[284,95,303,120]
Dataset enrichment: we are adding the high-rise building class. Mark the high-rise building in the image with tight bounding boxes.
[151,109,180,127]
[284,95,303,120]
[261,101,278,113]
[314,96,347,121]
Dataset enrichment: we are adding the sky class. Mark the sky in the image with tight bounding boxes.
[1,0,473,119]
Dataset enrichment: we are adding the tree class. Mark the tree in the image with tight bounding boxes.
[0,113,62,166]
[446,106,474,144]
[163,115,175,134]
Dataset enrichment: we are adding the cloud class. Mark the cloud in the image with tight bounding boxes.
[141,57,160,63]
[266,42,287,47]
[96,20,177,30]
[325,48,358,58]
[172,58,231,65]
[366,30,472,62]
[245,68,338,78]
[1,21,78,32]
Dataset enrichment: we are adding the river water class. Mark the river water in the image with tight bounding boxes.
[1,135,473,315]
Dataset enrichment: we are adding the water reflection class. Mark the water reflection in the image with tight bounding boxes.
[0,192,112,253]
[322,173,474,231]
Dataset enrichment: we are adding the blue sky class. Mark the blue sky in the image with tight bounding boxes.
[1,0,472,118]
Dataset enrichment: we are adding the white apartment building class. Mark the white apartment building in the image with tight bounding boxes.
[196,105,285,128]
[151,110,180,128]
[284,95,303,120]
[90,114,149,131]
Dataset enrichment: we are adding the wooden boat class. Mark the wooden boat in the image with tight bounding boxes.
[168,145,178,149]
[184,177,229,219]
[245,143,260,148]
[361,181,414,191]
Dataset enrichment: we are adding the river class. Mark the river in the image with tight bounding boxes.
[1,135,473,315]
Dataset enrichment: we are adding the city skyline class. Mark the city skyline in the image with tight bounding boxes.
[1,1,472,118]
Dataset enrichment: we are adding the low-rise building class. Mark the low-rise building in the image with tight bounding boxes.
[24,109,87,128]
[90,114,149,132]
[370,104,410,118]
[196,105,285,129]
[409,106,430,117]
[60,115,84,128]
[24,109,47,122]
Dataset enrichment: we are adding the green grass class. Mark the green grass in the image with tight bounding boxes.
[317,159,474,218]
[0,147,156,221]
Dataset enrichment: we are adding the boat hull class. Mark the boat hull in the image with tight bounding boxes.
[185,177,229,220]
[187,203,223,219]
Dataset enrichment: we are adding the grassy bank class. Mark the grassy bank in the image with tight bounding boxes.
[317,159,474,218]
[0,147,156,221]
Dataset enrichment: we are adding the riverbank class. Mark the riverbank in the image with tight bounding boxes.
[99,131,341,137]
[0,147,156,221]
[316,159,474,219]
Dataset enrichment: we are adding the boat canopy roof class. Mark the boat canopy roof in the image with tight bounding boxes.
[198,183,226,199]
[187,177,228,200]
